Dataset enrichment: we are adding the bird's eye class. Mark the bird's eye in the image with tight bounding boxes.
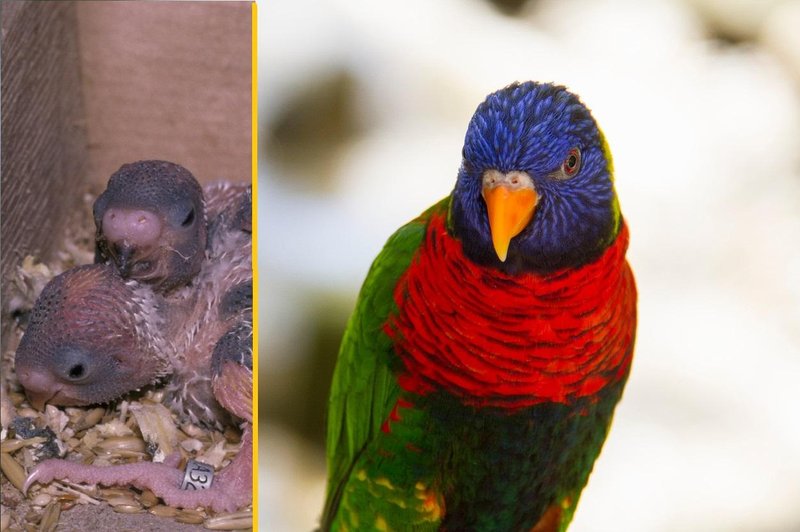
[181,208,195,227]
[67,363,86,381]
[559,148,581,179]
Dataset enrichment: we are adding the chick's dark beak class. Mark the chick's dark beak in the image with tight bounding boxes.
[114,243,135,277]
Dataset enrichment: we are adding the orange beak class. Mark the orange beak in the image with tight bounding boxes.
[482,185,538,262]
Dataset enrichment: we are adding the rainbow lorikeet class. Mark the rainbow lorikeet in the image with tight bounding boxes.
[322,82,636,531]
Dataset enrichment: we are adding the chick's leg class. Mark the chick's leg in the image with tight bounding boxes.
[24,423,251,513]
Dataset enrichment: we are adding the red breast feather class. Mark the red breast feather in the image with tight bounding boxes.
[386,213,636,410]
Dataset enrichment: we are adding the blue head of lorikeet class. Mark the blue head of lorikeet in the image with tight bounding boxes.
[452,81,619,273]
[323,81,636,531]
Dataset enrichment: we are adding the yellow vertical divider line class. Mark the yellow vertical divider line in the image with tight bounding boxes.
[250,0,259,528]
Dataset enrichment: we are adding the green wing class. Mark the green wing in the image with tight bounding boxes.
[321,198,448,527]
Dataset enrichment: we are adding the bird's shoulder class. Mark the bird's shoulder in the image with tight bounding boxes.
[322,197,449,524]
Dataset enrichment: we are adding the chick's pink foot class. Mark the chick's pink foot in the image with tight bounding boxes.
[25,425,252,513]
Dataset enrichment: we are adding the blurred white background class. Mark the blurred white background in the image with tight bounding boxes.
[259,0,800,530]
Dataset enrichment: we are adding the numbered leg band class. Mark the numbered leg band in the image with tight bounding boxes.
[181,459,214,490]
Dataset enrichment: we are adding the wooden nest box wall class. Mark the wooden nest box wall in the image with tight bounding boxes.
[1,1,252,353]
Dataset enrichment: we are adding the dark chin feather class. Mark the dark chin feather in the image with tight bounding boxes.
[450,185,617,274]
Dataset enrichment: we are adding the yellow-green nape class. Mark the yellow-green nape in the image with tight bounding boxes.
[597,126,622,233]
[597,126,615,179]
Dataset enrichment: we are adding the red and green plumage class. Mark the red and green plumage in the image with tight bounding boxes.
[323,82,637,531]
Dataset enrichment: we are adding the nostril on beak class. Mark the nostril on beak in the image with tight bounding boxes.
[102,208,162,245]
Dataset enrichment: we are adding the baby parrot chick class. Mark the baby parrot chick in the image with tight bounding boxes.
[93,160,207,293]
[16,167,252,513]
